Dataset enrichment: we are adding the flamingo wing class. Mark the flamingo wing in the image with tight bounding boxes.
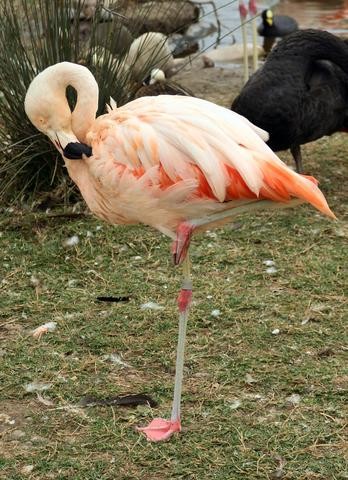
[86,95,333,218]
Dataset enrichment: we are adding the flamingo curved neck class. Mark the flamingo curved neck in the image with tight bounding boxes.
[44,62,99,143]
[71,85,98,143]
[64,64,99,143]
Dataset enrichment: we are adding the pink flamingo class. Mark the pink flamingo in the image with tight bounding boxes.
[25,62,334,442]
[239,0,259,82]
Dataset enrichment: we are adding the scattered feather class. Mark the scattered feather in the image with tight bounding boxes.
[244,393,265,401]
[0,414,15,425]
[228,399,241,409]
[24,381,51,393]
[272,328,280,335]
[78,393,157,408]
[263,259,275,266]
[20,465,34,475]
[32,321,57,340]
[63,235,79,247]
[36,393,55,407]
[311,303,330,313]
[96,296,130,303]
[140,301,164,310]
[103,353,132,368]
[29,275,41,287]
[285,393,301,406]
[54,404,89,418]
[266,266,278,274]
[335,228,346,238]
[245,373,257,384]
[301,318,309,325]
[211,309,221,317]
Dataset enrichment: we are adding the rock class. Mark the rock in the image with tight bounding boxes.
[203,43,264,63]
[118,1,200,35]
[169,34,199,58]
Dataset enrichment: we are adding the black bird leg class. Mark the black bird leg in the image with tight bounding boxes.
[290,144,303,173]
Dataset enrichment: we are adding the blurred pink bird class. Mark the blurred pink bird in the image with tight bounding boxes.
[239,0,259,81]
[25,62,334,442]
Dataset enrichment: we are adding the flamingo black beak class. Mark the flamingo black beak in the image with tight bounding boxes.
[48,130,92,160]
[63,142,93,160]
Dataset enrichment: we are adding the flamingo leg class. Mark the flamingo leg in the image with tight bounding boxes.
[137,255,192,442]
[249,0,259,72]
[173,199,303,265]
[239,1,249,83]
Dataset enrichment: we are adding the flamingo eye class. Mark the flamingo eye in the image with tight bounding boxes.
[38,116,47,127]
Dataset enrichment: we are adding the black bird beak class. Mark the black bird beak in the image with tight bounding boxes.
[63,142,93,160]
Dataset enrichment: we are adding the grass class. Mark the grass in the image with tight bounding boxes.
[0,134,347,480]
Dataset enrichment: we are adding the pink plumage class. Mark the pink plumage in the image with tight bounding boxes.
[25,62,334,441]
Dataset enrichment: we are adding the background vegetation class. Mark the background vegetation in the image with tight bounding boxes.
[0,0,190,203]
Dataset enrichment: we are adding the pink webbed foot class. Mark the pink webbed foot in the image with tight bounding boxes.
[172,222,195,266]
[137,418,181,442]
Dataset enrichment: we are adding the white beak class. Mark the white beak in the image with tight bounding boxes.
[47,129,78,153]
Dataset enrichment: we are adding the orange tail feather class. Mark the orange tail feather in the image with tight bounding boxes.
[261,159,336,219]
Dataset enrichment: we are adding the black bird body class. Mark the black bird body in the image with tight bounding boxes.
[258,11,298,38]
[232,30,348,172]
[258,9,298,53]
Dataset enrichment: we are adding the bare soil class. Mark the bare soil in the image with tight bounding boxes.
[174,59,243,107]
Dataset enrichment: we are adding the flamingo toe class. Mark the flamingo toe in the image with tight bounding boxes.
[137,418,181,442]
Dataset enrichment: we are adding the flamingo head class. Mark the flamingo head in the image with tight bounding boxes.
[239,2,248,19]
[25,70,78,154]
[25,62,98,158]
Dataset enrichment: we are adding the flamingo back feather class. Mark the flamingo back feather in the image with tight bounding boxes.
[83,95,334,229]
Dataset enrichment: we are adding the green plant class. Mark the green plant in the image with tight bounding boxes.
[0,0,179,203]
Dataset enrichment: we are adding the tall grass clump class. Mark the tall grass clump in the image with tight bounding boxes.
[0,0,187,203]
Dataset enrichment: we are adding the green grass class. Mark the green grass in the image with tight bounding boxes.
[0,135,347,479]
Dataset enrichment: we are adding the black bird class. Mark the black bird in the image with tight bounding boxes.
[232,29,348,173]
[258,9,298,54]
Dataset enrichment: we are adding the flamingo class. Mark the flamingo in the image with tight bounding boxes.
[239,0,249,83]
[25,62,334,442]
[239,1,259,82]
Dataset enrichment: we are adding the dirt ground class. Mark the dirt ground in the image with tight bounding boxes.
[173,58,243,107]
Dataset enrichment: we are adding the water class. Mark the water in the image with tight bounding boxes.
[196,0,348,54]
